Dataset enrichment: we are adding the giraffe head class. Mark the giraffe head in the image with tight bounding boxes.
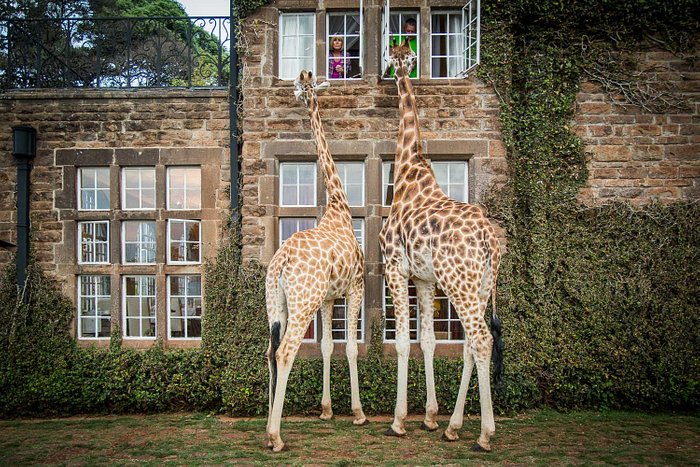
[383,39,417,80]
[293,70,330,106]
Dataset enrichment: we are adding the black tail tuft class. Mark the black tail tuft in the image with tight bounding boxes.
[490,313,505,395]
[270,321,281,403]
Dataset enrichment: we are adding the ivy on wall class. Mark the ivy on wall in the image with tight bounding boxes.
[0,0,698,417]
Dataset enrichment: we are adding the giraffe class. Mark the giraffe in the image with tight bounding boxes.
[265,70,367,452]
[379,40,503,452]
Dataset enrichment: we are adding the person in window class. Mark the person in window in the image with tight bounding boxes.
[390,18,418,78]
[328,36,350,79]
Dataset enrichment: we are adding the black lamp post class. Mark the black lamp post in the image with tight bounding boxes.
[12,125,37,292]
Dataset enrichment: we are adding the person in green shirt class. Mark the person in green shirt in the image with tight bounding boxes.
[389,17,418,78]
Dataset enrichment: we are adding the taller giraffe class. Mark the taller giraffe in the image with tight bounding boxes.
[380,41,503,452]
[265,70,367,452]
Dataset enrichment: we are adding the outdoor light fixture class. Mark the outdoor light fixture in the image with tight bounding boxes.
[12,125,37,294]
[12,125,37,158]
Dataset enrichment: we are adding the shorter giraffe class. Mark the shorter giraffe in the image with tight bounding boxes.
[265,70,367,452]
[380,40,503,452]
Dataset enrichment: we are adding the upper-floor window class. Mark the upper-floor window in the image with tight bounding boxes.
[430,5,480,78]
[279,12,316,80]
[168,219,201,264]
[383,10,419,79]
[432,161,468,202]
[167,167,201,210]
[78,220,110,264]
[336,162,365,206]
[280,162,316,206]
[123,220,156,264]
[122,167,156,210]
[327,12,362,80]
[78,167,110,210]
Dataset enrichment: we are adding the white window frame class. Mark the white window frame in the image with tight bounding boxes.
[167,275,203,340]
[432,161,469,202]
[279,217,317,248]
[279,162,317,207]
[77,220,110,264]
[77,275,111,340]
[352,218,364,252]
[382,2,420,79]
[122,220,157,265]
[278,12,316,80]
[77,167,110,211]
[461,0,481,76]
[121,167,156,211]
[383,277,420,342]
[166,166,201,210]
[430,11,464,79]
[382,161,394,206]
[326,9,363,80]
[336,162,365,207]
[167,219,201,265]
[122,275,156,339]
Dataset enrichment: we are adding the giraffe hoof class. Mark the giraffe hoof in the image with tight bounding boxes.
[354,418,369,426]
[471,442,491,453]
[384,427,406,437]
[421,422,439,432]
[272,442,288,453]
[319,413,334,421]
[441,431,459,442]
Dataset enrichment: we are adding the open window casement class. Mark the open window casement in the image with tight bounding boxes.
[459,0,481,76]
[326,0,364,79]
[382,0,420,79]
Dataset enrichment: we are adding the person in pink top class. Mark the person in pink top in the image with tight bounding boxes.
[328,36,350,79]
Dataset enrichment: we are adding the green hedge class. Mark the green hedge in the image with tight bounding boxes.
[1,0,698,417]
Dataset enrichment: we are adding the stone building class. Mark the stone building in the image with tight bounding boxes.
[0,0,697,353]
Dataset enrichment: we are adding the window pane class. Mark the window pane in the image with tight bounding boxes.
[95,168,110,188]
[432,14,447,34]
[328,15,344,36]
[298,14,314,32]
[347,14,360,34]
[432,35,447,56]
[96,191,109,210]
[281,14,297,36]
[170,189,185,209]
[81,169,96,188]
[298,165,315,184]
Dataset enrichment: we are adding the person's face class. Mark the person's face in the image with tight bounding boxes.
[332,38,343,50]
[404,23,416,34]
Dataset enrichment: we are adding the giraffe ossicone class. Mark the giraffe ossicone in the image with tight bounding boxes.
[265,69,367,453]
[380,41,503,452]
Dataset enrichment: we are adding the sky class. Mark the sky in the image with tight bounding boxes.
[177,0,230,16]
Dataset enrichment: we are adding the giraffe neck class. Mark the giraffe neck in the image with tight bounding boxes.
[393,68,442,204]
[307,92,352,223]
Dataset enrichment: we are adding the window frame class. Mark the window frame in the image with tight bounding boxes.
[382,161,395,207]
[77,167,110,211]
[336,161,366,207]
[432,160,469,202]
[121,167,156,211]
[167,219,201,265]
[167,275,203,340]
[326,10,363,81]
[382,3,421,79]
[77,220,110,265]
[77,275,111,340]
[279,162,317,207]
[122,220,157,265]
[383,277,420,342]
[278,12,317,81]
[122,275,157,339]
[166,166,202,211]
[429,10,465,79]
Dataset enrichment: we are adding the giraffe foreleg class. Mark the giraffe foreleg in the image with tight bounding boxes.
[320,299,335,420]
[385,268,410,437]
[415,279,439,431]
[346,280,367,425]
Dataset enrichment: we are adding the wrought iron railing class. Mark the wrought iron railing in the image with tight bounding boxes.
[0,16,231,89]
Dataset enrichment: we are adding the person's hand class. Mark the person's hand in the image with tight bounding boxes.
[335,64,343,74]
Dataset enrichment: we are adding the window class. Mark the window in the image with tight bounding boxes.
[122,167,156,210]
[382,161,394,206]
[336,162,365,206]
[78,221,109,264]
[123,275,156,338]
[78,275,111,339]
[430,2,481,78]
[383,278,419,341]
[168,220,201,264]
[434,288,464,341]
[122,221,156,264]
[352,219,364,252]
[432,161,468,202]
[279,218,317,247]
[279,12,316,80]
[280,163,316,206]
[382,7,419,79]
[78,167,110,210]
[327,12,362,79]
[167,167,201,210]
[168,275,202,339]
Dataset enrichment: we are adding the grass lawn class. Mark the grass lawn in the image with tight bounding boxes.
[0,409,698,465]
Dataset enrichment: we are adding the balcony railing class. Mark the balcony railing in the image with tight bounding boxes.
[0,16,231,89]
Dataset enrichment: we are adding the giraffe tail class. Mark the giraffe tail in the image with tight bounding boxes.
[484,241,504,392]
[266,251,288,406]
